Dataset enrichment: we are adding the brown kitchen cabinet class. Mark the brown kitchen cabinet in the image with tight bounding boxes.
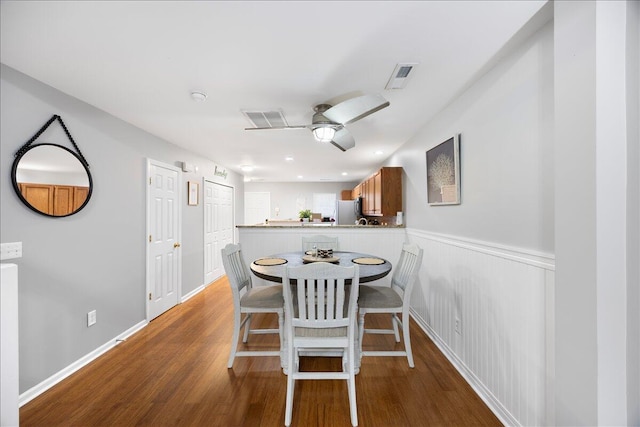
[358,167,402,217]
[340,190,353,200]
[352,183,362,200]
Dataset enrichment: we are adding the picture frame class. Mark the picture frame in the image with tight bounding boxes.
[426,134,461,205]
[188,181,199,206]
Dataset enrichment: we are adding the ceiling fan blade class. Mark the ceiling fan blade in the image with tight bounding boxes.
[323,94,390,125]
[329,128,355,152]
[244,125,308,131]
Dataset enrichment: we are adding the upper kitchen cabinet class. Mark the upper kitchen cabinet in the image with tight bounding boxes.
[359,167,402,217]
[352,183,362,200]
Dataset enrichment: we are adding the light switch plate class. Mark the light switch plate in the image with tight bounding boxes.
[87,310,97,327]
[0,242,22,260]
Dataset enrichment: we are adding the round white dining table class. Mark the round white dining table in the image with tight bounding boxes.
[250,251,392,374]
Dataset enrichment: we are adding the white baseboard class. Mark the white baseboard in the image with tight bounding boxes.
[410,309,519,427]
[19,320,148,407]
[181,283,205,303]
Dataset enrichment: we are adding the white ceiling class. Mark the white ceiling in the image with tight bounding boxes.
[1,1,546,182]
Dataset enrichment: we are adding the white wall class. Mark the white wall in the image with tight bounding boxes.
[554,2,639,425]
[626,1,640,423]
[0,64,245,396]
[244,181,358,221]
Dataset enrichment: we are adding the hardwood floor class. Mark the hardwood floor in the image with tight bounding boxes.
[20,276,502,426]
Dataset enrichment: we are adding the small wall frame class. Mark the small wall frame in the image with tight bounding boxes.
[188,181,199,206]
[426,134,461,205]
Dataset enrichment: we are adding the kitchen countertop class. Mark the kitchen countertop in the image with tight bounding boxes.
[237,224,404,228]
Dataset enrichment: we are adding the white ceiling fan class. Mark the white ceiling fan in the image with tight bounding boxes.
[244,93,390,152]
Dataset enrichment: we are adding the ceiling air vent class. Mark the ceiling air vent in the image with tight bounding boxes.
[385,63,418,90]
[242,110,288,128]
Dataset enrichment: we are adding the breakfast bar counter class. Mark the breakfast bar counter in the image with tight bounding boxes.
[237,224,404,228]
[237,224,406,286]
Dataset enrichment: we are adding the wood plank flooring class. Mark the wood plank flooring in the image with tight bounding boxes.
[20,276,502,426]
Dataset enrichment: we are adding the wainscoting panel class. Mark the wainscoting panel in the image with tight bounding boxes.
[407,229,554,427]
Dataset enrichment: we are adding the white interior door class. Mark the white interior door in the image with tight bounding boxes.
[244,192,270,225]
[147,160,181,320]
[204,180,234,285]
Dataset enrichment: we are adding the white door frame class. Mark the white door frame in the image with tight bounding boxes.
[146,159,182,321]
[203,177,235,285]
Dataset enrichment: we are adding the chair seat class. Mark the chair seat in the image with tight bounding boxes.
[358,285,402,309]
[241,285,284,309]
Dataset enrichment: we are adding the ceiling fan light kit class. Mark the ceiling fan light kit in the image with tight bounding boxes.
[244,93,389,152]
[312,126,336,143]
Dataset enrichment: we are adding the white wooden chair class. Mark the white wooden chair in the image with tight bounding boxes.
[301,235,339,251]
[221,243,284,368]
[282,262,360,427]
[358,243,423,367]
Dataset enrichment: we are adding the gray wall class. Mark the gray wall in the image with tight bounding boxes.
[383,2,638,425]
[2,2,638,423]
[627,1,640,423]
[386,22,554,253]
[0,64,244,392]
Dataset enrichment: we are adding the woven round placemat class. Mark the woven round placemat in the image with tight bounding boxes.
[352,257,385,265]
[254,258,288,266]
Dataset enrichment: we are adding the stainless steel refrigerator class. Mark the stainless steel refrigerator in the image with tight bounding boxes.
[335,198,361,225]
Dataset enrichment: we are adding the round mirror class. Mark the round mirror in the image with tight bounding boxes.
[11,143,93,217]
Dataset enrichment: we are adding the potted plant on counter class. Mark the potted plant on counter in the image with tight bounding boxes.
[299,209,312,222]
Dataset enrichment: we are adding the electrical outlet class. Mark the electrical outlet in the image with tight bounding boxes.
[0,242,22,260]
[455,318,461,335]
[87,310,97,327]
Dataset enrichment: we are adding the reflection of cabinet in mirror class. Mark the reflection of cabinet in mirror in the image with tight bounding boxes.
[12,116,93,217]
[18,183,89,216]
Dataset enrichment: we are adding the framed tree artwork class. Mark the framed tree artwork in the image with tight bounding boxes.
[426,134,461,205]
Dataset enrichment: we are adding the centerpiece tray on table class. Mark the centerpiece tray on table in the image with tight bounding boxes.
[302,250,339,263]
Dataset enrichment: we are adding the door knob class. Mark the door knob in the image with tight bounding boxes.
[174,243,181,248]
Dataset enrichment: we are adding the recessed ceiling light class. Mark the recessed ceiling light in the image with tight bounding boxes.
[375,150,384,155]
[341,172,348,176]
[241,165,254,172]
[297,175,303,179]
[285,156,294,161]
[190,91,207,101]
